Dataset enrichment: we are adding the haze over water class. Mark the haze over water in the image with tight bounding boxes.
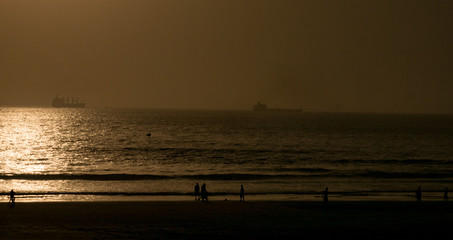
[2,1,453,114]
[1,107,452,201]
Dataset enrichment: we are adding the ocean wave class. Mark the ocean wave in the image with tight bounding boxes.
[0,190,447,197]
[273,167,330,173]
[121,147,312,155]
[0,174,170,181]
[88,146,453,166]
[0,173,306,181]
[355,171,453,179]
[1,170,452,181]
[331,159,453,165]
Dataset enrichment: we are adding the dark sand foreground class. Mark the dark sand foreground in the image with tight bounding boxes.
[1,201,452,239]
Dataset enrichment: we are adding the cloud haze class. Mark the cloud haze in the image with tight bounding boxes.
[1,0,452,113]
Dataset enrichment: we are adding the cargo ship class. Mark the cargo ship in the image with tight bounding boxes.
[52,95,85,108]
[253,102,301,112]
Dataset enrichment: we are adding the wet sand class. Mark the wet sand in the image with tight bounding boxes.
[1,201,452,239]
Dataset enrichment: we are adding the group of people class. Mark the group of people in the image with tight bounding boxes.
[194,183,245,202]
[194,183,209,201]
[193,184,450,203]
[5,186,450,204]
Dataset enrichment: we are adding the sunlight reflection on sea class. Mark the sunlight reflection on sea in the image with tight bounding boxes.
[1,107,453,201]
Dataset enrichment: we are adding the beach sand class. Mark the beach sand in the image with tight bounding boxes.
[1,201,452,239]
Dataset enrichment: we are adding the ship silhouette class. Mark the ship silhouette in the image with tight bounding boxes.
[52,95,85,108]
[253,102,301,112]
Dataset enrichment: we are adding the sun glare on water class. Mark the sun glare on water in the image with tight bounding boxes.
[0,108,72,195]
[2,111,51,173]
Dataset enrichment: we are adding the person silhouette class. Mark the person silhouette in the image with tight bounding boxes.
[416,186,422,204]
[194,183,200,201]
[8,189,15,208]
[322,187,328,204]
[240,185,245,202]
[200,183,208,202]
[444,187,448,203]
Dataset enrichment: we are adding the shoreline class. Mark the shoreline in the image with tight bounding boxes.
[2,201,452,239]
[0,191,448,202]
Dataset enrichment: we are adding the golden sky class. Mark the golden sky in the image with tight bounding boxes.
[1,0,452,113]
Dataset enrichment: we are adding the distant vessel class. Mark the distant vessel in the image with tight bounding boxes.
[52,95,85,108]
[253,102,301,112]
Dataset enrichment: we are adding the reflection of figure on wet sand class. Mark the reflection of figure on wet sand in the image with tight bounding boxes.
[322,187,328,204]
[194,183,200,201]
[240,185,245,202]
[416,186,422,204]
[444,187,448,203]
[8,189,15,208]
[200,183,208,202]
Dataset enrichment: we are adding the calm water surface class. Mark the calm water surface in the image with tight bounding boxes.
[1,108,452,201]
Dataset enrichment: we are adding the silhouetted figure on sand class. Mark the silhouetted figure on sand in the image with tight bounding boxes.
[200,183,208,202]
[322,187,328,204]
[240,185,245,202]
[416,186,422,204]
[8,189,15,208]
[444,187,448,203]
[194,183,200,201]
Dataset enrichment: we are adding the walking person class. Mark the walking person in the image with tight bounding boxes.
[444,187,448,203]
[8,189,15,208]
[240,185,245,202]
[322,187,328,204]
[416,186,422,204]
[200,183,208,202]
[194,183,200,201]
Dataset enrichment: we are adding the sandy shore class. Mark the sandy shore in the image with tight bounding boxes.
[1,201,452,239]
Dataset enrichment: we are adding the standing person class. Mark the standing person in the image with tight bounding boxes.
[416,186,422,204]
[194,183,200,201]
[200,183,208,202]
[444,187,449,203]
[8,189,15,208]
[240,185,245,202]
[322,187,328,204]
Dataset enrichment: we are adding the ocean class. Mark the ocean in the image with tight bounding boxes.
[1,107,452,202]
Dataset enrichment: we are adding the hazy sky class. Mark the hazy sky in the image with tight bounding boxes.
[1,0,452,113]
